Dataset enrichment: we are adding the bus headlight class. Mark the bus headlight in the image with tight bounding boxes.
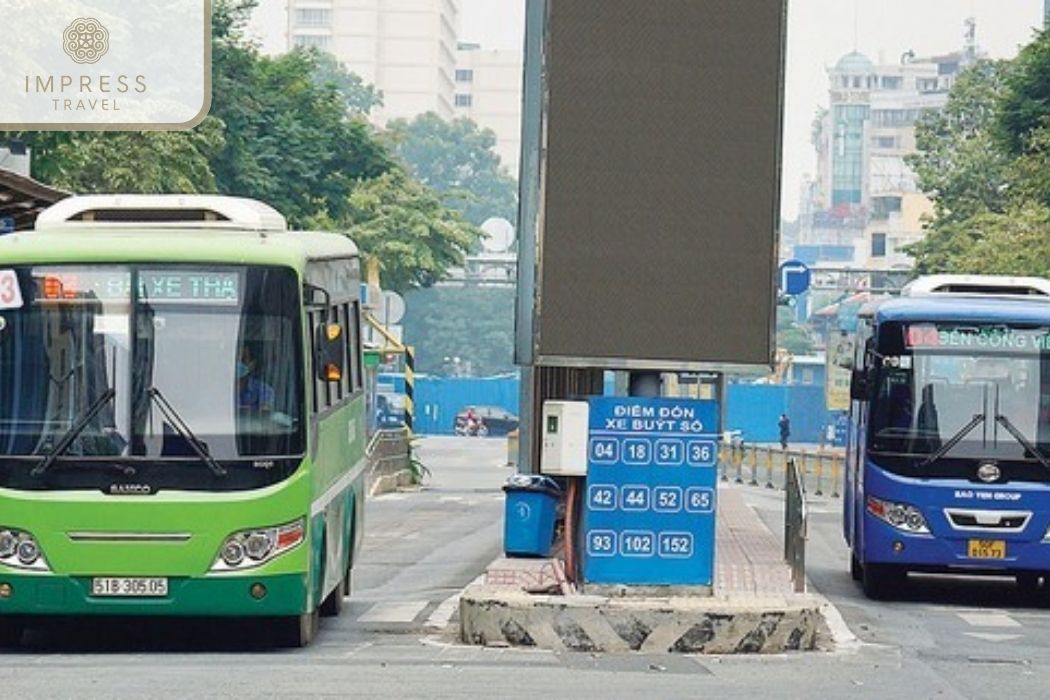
[211,519,305,572]
[867,497,930,534]
[0,528,50,571]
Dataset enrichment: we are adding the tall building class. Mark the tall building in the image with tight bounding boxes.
[800,43,971,270]
[286,0,461,124]
[453,43,523,175]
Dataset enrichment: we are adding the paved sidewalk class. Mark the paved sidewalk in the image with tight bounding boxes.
[715,484,794,596]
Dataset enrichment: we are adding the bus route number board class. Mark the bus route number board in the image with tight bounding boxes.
[582,396,719,586]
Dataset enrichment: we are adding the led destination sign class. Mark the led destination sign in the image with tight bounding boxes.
[905,325,1050,353]
[35,269,240,305]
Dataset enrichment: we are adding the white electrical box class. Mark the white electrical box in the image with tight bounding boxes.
[540,400,590,476]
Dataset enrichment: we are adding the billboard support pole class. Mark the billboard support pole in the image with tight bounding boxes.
[628,372,661,398]
[514,0,548,474]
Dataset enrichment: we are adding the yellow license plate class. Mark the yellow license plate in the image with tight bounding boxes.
[967,539,1007,559]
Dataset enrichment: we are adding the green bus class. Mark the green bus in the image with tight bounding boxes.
[0,195,367,647]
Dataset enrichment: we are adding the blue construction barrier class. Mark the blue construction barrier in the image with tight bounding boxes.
[725,384,832,444]
[379,373,834,442]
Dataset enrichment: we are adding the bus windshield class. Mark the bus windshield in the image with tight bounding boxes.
[0,265,304,473]
[870,323,1050,463]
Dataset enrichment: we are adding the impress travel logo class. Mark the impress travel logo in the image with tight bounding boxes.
[63,18,110,65]
[0,1,211,130]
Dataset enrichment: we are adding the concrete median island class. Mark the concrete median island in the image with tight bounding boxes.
[458,486,843,654]
[460,585,832,653]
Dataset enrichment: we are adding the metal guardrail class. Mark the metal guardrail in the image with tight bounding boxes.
[784,458,807,594]
[719,443,843,498]
[366,427,412,487]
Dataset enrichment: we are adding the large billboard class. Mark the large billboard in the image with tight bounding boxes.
[517,0,787,369]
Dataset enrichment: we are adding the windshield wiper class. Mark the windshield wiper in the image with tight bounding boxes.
[147,387,227,478]
[920,413,985,468]
[995,414,1050,475]
[31,388,118,478]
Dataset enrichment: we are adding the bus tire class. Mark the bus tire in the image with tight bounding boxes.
[862,563,905,600]
[320,581,344,617]
[341,564,352,598]
[0,617,24,648]
[277,608,319,648]
[850,554,863,582]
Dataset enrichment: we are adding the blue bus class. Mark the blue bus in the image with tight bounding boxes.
[844,275,1050,598]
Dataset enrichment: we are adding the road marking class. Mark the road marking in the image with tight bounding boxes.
[424,593,461,630]
[358,601,429,624]
[965,632,1023,643]
[958,612,1021,628]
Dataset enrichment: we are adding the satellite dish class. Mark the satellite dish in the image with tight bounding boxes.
[380,290,406,325]
[480,217,515,253]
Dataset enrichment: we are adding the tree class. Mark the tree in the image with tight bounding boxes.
[207,14,393,228]
[32,119,225,194]
[905,60,1019,274]
[320,171,481,293]
[385,113,518,226]
[907,31,1050,277]
[776,307,814,356]
[309,51,383,116]
[908,60,1012,226]
[402,286,516,377]
[997,28,1050,156]
[930,203,1050,277]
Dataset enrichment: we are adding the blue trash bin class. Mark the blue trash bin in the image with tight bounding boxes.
[503,475,561,558]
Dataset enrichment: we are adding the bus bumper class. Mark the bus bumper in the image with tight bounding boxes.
[862,510,1050,573]
[0,572,308,617]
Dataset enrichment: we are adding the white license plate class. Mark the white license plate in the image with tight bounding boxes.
[91,577,168,597]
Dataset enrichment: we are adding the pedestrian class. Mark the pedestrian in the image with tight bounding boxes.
[778,413,790,450]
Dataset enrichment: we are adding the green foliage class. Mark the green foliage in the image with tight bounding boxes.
[997,28,1050,156]
[776,307,814,356]
[208,25,392,228]
[908,34,1050,277]
[321,171,481,294]
[402,285,516,377]
[309,51,384,115]
[31,119,225,194]
[386,113,518,226]
[908,60,1012,226]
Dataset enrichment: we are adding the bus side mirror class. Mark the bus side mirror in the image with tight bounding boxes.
[849,368,870,401]
[315,324,345,382]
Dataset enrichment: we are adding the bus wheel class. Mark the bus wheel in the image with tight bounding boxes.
[0,617,24,648]
[320,581,344,617]
[341,565,352,598]
[850,554,863,582]
[276,609,319,648]
[862,564,905,600]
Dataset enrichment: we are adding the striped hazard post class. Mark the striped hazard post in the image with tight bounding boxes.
[404,345,415,434]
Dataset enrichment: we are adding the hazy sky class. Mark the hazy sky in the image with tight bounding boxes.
[253,1,1044,218]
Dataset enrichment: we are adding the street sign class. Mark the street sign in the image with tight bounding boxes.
[381,290,406,325]
[582,396,719,586]
[0,217,14,234]
[779,259,811,296]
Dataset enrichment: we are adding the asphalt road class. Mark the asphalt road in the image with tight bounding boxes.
[7,437,1050,698]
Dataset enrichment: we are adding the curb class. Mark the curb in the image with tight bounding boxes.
[459,585,831,654]
[368,469,414,497]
